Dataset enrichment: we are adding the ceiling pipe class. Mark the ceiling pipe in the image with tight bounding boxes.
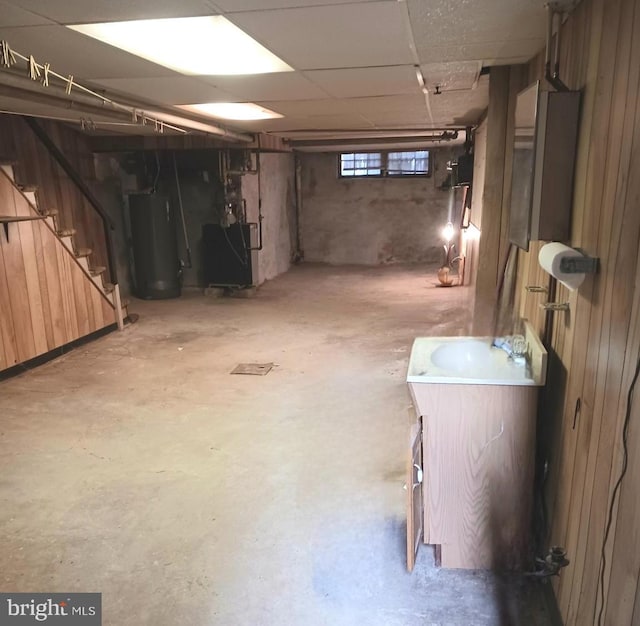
[544,3,569,91]
[279,132,465,145]
[0,66,253,142]
[0,79,156,125]
[289,132,460,149]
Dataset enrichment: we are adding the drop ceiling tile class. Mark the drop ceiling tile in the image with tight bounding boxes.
[423,76,489,125]
[7,0,219,23]
[232,112,374,132]
[305,66,421,99]
[347,94,427,114]
[0,25,177,78]
[407,0,546,54]
[213,0,382,10]
[363,112,432,127]
[0,1,52,26]
[416,39,544,66]
[420,61,482,91]
[87,77,234,105]
[227,3,413,70]
[200,72,329,102]
[252,98,355,117]
[355,76,488,127]
[351,97,431,126]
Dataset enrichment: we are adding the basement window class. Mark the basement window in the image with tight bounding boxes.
[339,150,430,178]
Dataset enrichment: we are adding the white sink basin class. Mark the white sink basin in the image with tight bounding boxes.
[406,322,547,386]
[430,339,494,373]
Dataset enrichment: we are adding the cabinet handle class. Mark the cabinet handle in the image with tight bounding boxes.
[403,465,423,491]
[413,464,423,488]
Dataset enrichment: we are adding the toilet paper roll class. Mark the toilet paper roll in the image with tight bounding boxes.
[538,242,586,290]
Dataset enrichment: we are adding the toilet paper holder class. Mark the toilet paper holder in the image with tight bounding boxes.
[559,252,599,275]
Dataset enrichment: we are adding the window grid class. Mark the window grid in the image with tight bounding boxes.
[340,152,382,177]
[339,150,430,178]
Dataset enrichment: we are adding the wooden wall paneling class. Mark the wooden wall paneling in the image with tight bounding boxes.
[571,0,591,89]
[0,235,17,369]
[604,201,640,625]
[473,66,510,334]
[574,3,640,621]
[541,4,596,555]
[34,218,66,348]
[0,311,5,371]
[101,297,115,328]
[0,165,18,369]
[55,125,88,244]
[30,215,55,350]
[498,65,527,267]
[594,6,640,617]
[543,0,601,607]
[69,252,91,337]
[82,272,98,332]
[634,582,640,626]
[544,283,579,570]
[547,0,612,615]
[14,199,48,357]
[85,269,104,331]
[19,121,57,223]
[1,192,36,362]
[565,1,636,621]
[53,233,79,342]
[46,122,75,230]
[50,121,108,274]
[506,0,640,622]
[0,266,14,370]
[528,48,545,85]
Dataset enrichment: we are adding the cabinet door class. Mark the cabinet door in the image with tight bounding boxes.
[406,416,424,572]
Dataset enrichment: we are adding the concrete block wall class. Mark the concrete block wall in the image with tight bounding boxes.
[298,148,456,265]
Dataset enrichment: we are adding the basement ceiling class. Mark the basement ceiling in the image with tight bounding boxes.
[0,0,557,146]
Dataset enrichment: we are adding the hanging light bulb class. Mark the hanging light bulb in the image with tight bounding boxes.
[442,221,455,243]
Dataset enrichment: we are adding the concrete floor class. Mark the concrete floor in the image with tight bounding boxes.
[0,264,553,626]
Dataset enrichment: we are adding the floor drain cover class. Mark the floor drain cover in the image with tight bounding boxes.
[231,363,273,376]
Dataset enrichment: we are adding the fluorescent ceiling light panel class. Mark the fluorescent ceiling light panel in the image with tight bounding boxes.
[69,16,293,75]
[178,102,283,121]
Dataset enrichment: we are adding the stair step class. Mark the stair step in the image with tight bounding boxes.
[22,190,37,205]
[0,163,15,177]
[103,283,114,294]
[90,266,106,276]
[57,228,76,237]
[42,208,59,217]
[17,184,37,192]
[75,247,92,258]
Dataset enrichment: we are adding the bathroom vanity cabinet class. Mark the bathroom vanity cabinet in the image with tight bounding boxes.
[406,383,538,571]
[405,323,546,571]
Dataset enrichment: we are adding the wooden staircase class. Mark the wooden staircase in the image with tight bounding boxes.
[2,161,127,315]
[0,160,128,373]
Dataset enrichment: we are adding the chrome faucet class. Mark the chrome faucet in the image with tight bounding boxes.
[492,335,528,362]
[510,335,529,360]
